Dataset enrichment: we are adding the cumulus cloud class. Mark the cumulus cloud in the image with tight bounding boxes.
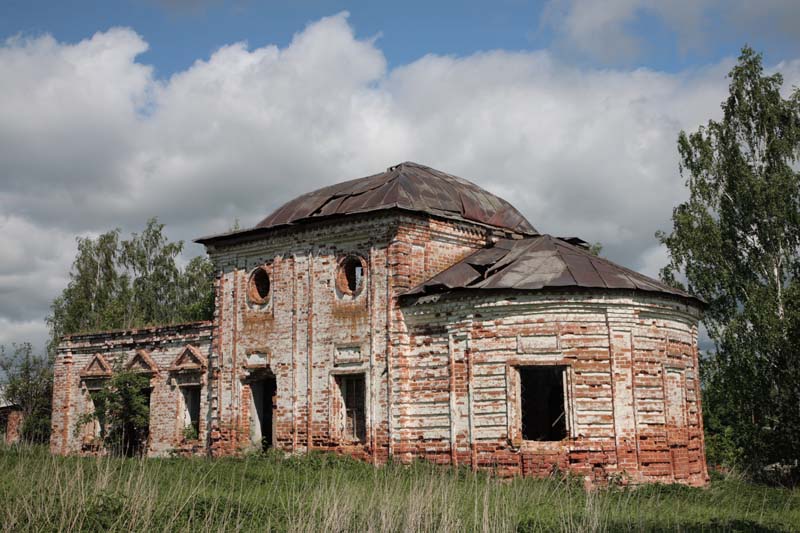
[542,0,800,63]
[2,12,799,351]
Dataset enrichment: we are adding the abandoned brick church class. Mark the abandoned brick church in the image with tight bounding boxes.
[50,162,708,486]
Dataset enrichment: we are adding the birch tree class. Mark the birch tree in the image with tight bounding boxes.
[658,47,800,480]
[48,218,215,353]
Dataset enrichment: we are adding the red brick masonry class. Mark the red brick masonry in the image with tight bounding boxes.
[2,409,23,445]
[51,210,708,486]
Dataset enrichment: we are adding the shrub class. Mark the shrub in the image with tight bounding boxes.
[75,370,151,456]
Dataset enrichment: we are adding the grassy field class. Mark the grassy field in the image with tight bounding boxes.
[0,444,797,532]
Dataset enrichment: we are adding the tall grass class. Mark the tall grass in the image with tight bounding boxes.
[0,444,797,532]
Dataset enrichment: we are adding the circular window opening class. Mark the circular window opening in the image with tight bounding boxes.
[248,267,271,304]
[337,255,366,296]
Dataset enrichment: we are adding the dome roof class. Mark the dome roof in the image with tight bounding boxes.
[254,162,536,234]
[406,234,703,305]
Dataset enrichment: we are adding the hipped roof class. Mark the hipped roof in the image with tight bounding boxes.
[406,235,702,305]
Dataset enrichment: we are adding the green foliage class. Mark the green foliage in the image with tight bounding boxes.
[84,490,126,531]
[0,343,52,444]
[1,444,799,532]
[48,218,215,354]
[179,256,216,322]
[704,426,743,470]
[182,424,199,442]
[658,46,800,481]
[77,370,151,457]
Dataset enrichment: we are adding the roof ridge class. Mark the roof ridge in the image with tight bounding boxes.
[544,235,609,289]
[549,236,583,288]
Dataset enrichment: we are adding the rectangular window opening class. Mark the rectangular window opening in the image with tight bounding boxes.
[519,366,568,441]
[122,387,151,457]
[88,389,107,438]
[336,374,366,443]
[181,386,201,435]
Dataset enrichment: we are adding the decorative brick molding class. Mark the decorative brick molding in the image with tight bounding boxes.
[79,354,112,378]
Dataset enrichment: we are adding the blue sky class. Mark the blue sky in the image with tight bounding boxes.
[4,0,800,78]
[1,1,799,351]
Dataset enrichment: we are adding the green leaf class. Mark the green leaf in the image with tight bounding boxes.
[659,46,800,481]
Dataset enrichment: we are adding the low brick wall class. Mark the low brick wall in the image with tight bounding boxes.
[51,322,213,456]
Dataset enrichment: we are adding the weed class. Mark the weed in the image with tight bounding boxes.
[0,443,797,532]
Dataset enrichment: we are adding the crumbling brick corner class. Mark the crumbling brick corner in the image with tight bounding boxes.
[1,409,23,445]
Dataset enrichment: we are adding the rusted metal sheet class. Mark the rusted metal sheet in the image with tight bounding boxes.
[405,235,703,304]
[254,162,537,234]
[0,386,15,409]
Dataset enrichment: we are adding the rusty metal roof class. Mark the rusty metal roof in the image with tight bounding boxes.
[405,235,702,305]
[254,162,536,234]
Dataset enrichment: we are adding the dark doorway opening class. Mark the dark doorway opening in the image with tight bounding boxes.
[336,374,366,442]
[519,366,568,441]
[251,375,276,451]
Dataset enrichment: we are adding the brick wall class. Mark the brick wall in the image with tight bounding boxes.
[50,210,708,486]
[400,291,708,486]
[50,322,213,456]
[2,409,23,444]
[204,213,490,460]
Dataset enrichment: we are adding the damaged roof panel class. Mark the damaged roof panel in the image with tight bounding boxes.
[406,234,702,305]
[562,253,606,288]
[254,162,536,234]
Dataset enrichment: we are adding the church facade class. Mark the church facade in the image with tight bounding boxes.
[50,162,708,486]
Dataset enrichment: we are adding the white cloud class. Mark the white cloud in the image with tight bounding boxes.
[0,216,75,320]
[542,0,800,63]
[2,12,799,351]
